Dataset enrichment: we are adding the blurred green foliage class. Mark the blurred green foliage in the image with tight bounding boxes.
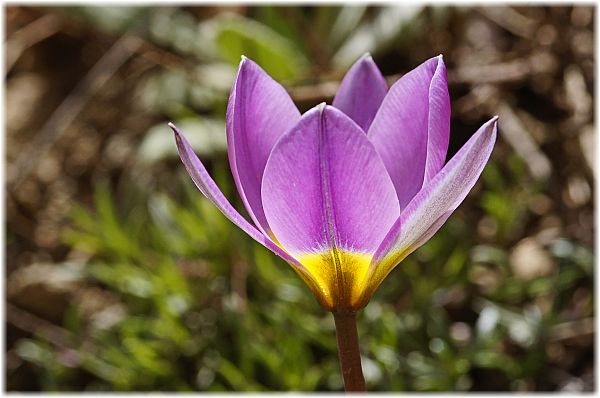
[7,5,594,392]
[15,166,592,391]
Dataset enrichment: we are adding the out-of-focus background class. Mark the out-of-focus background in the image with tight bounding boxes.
[5,5,594,392]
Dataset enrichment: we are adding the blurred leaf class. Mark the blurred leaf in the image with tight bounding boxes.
[69,6,149,33]
[333,6,424,68]
[218,359,262,391]
[137,118,227,164]
[213,14,308,81]
[329,6,367,49]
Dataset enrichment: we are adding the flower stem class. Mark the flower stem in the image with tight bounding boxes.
[332,311,366,392]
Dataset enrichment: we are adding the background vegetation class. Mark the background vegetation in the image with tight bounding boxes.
[6,5,594,392]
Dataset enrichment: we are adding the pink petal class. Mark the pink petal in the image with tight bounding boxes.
[227,57,301,235]
[261,104,400,258]
[366,116,498,296]
[368,55,451,209]
[170,122,301,267]
[332,53,388,132]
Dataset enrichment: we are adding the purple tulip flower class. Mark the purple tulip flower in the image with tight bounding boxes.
[171,54,497,313]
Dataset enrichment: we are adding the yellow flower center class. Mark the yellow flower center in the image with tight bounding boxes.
[297,250,372,311]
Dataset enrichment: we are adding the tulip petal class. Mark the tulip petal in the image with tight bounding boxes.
[332,53,388,132]
[364,117,498,298]
[424,58,451,182]
[170,123,301,267]
[262,104,400,258]
[227,57,301,235]
[368,55,450,209]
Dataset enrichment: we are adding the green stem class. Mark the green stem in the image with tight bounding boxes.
[332,311,366,392]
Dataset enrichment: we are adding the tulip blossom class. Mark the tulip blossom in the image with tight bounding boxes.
[171,53,497,311]
[171,53,497,391]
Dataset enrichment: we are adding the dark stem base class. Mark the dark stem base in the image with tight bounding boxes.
[332,311,367,392]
